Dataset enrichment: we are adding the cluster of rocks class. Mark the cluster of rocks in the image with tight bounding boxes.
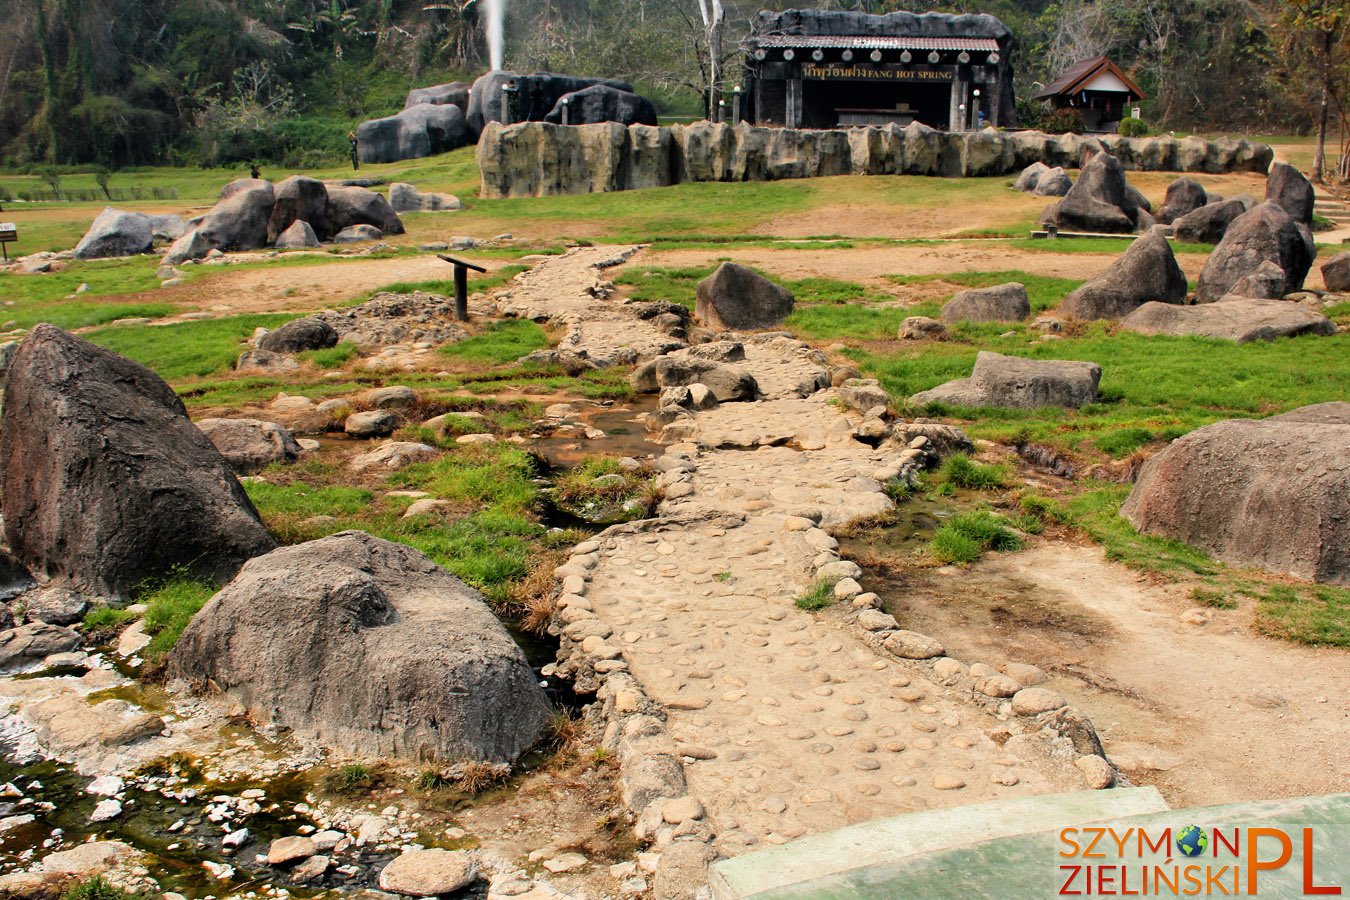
[1037,151,1153,234]
[158,176,404,265]
[1012,162,1071,197]
[357,71,658,165]
[479,121,1272,198]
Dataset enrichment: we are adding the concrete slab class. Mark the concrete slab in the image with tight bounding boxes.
[742,793,1350,899]
[709,787,1170,899]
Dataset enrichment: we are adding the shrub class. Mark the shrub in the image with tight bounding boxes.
[137,571,217,660]
[1191,587,1237,610]
[1117,117,1149,137]
[63,877,135,900]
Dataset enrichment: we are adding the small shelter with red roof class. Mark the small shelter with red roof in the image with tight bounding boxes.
[1034,56,1144,133]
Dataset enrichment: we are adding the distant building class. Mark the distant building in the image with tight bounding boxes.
[1034,56,1144,133]
[741,10,1017,131]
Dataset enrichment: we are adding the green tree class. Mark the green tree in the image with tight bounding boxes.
[1265,0,1348,181]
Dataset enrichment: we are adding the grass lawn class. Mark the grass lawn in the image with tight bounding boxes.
[86,314,298,380]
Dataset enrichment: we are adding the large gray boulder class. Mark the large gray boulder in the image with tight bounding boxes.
[1048,152,1140,233]
[543,84,658,127]
[170,531,552,762]
[197,179,276,253]
[910,351,1101,410]
[73,207,154,259]
[467,71,636,134]
[357,103,471,165]
[274,220,320,250]
[1196,202,1315,302]
[258,316,338,353]
[1060,228,1188,320]
[1121,298,1337,343]
[389,183,463,213]
[1157,178,1207,225]
[1171,197,1251,244]
[1321,251,1350,293]
[695,263,794,331]
[940,283,1029,323]
[268,176,331,242]
[405,81,471,111]
[1265,162,1314,225]
[1121,404,1350,584]
[195,418,301,475]
[327,185,405,236]
[632,355,758,402]
[0,325,276,599]
[1013,162,1047,193]
[162,228,214,266]
[1034,167,1072,197]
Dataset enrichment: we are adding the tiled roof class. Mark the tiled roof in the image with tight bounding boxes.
[753,35,1001,52]
[1034,56,1144,99]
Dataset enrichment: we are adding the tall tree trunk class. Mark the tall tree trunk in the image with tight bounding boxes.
[30,0,60,162]
[1312,27,1331,183]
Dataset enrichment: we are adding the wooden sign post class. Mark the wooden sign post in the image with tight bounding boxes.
[0,223,16,262]
[437,254,487,322]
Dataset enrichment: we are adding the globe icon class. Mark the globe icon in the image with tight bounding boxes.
[1177,825,1209,858]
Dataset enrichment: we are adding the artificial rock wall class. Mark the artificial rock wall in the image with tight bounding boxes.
[476,120,1273,199]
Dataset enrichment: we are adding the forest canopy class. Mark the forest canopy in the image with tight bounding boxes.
[0,0,1343,169]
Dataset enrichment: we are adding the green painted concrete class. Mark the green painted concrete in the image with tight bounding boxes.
[712,792,1350,900]
[709,787,1170,900]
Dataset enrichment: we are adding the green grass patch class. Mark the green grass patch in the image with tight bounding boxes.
[887,270,1083,314]
[1253,584,1349,647]
[938,454,1007,490]
[389,442,538,514]
[795,578,838,611]
[928,510,1023,564]
[1065,484,1218,576]
[62,876,141,900]
[615,264,887,311]
[136,571,217,660]
[377,264,529,298]
[998,237,1215,256]
[854,329,1349,456]
[298,343,360,369]
[86,313,296,380]
[786,305,908,341]
[439,319,550,366]
[82,606,137,630]
[1191,586,1239,610]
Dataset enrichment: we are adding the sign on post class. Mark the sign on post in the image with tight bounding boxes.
[0,223,16,262]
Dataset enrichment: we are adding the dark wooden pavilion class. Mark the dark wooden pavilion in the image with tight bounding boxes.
[1034,56,1144,133]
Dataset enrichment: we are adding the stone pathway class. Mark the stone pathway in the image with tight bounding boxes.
[503,247,1090,872]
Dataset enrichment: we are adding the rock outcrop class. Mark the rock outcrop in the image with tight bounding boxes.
[274,220,320,250]
[268,176,331,242]
[1265,162,1314,225]
[405,81,471,111]
[544,84,658,127]
[1171,197,1252,244]
[170,531,552,762]
[910,351,1101,409]
[1156,178,1207,225]
[1196,202,1315,302]
[198,179,276,252]
[940,283,1029,323]
[259,317,339,353]
[326,185,406,236]
[1121,404,1350,584]
[358,103,471,165]
[1121,298,1337,343]
[389,183,463,213]
[0,326,275,599]
[695,263,794,331]
[1321,251,1350,293]
[467,71,637,134]
[1060,228,1188,320]
[1041,152,1142,234]
[73,207,155,260]
[195,418,302,474]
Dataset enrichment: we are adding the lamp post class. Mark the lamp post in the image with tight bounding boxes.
[972,88,981,130]
[501,81,518,125]
[958,103,966,132]
[717,98,726,123]
[560,96,571,126]
[732,85,742,123]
